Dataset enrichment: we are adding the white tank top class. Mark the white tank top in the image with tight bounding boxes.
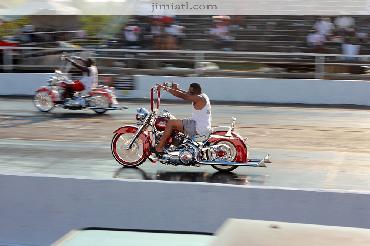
[81,66,98,91]
[191,93,212,136]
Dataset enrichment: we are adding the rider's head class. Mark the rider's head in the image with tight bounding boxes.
[85,58,96,67]
[189,83,202,95]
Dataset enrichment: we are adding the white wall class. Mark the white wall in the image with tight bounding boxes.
[0,174,369,246]
[2,73,370,106]
[0,73,53,95]
[132,75,370,106]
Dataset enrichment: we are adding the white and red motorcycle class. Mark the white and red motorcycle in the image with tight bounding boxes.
[33,55,124,114]
[111,84,270,172]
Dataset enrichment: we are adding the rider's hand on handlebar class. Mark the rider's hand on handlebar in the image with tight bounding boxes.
[171,82,179,90]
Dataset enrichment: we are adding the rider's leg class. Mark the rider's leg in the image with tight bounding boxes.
[155,119,184,152]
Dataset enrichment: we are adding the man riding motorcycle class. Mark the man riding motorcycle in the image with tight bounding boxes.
[155,82,212,154]
[63,55,98,106]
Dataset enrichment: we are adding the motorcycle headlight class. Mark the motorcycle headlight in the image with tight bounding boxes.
[48,77,57,86]
[136,107,149,121]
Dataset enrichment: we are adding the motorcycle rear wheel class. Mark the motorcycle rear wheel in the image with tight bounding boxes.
[111,132,147,167]
[210,140,238,172]
[89,95,109,114]
[33,91,55,112]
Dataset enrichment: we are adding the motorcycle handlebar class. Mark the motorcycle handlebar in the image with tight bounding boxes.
[150,86,161,112]
[150,82,175,111]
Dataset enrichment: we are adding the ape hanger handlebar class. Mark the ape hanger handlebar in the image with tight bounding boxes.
[150,85,161,112]
[151,82,174,112]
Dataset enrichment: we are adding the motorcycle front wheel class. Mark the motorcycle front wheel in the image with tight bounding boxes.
[111,131,147,167]
[33,91,55,112]
[210,140,238,172]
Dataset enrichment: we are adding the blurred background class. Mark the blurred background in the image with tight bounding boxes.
[1,13,370,83]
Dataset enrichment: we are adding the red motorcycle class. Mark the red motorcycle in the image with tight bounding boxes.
[33,56,123,114]
[111,84,270,172]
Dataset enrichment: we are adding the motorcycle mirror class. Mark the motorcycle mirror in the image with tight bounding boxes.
[164,82,173,88]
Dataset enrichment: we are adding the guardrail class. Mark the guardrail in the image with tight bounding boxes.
[1,47,370,80]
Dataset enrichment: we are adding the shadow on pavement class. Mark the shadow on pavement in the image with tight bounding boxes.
[113,167,268,186]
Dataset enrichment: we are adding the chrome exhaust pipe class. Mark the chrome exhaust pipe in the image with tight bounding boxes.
[264,154,272,163]
[199,154,271,167]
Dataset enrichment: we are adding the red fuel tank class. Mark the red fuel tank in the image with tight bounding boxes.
[155,117,168,131]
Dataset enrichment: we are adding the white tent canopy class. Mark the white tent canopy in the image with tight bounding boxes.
[0,0,81,15]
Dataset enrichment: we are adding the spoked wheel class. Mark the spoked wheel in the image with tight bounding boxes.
[33,91,55,112]
[211,140,238,172]
[89,95,109,114]
[111,131,147,167]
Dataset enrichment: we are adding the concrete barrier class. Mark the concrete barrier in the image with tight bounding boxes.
[0,174,369,246]
[131,75,370,106]
[210,219,370,246]
[0,73,53,96]
[2,73,370,106]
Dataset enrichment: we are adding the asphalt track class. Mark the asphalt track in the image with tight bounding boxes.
[1,98,370,191]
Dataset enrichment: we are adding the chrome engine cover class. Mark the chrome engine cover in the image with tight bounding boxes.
[178,143,199,165]
[162,142,199,166]
[179,149,195,165]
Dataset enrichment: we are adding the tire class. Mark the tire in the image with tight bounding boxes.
[89,95,109,114]
[210,140,238,172]
[111,131,147,167]
[33,91,55,112]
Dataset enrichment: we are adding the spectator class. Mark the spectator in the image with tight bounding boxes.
[150,17,163,49]
[335,16,355,31]
[163,23,185,49]
[314,17,334,37]
[307,29,326,53]
[356,28,368,43]
[342,28,361,61]
[209,21,234,51]
[230,16,244,30]
[137,16,152,49]
[124,24,141,48]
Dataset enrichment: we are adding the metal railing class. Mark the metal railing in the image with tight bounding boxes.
[1,46,370,80]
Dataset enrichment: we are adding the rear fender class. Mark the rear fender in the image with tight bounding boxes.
[90,90,112,103]
[208,131,247,162]
[36,86,51,93]
[113,125,152,158]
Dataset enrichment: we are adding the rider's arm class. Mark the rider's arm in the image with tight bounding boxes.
[163,86,201,103]
[66,57,89,73]
[72,56,87,63]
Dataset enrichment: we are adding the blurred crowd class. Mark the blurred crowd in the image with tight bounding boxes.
[120,15,243,51]
[121,16,185,50]
[0,15,369,57]
[307,16,368,58]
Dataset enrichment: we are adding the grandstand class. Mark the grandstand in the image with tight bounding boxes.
[1,15,370,80]
[176,15,370,53]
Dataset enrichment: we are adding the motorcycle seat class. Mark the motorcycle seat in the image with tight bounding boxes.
[193,126,232,142]
[212,126,232,132]
[193,135,209,142]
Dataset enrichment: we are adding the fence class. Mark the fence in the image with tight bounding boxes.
[1,47,370,80]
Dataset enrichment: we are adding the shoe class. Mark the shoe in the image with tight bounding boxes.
[150,147,165,157]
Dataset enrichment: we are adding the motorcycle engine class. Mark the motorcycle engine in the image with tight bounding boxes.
[178,143,199,165]
[171,132,185,146]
